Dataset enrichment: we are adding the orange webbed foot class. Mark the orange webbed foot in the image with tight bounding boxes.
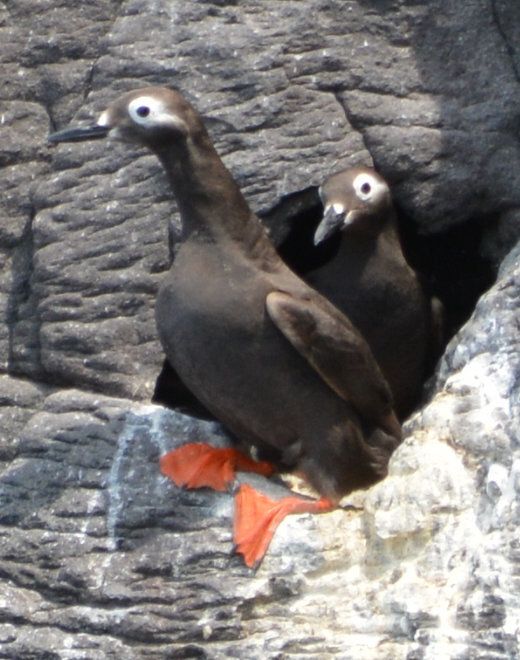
[160,443,275,492]
[233,483,334,568]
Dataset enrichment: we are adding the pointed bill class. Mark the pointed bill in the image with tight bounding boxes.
[313,204,346,245]
[47,124,109,144]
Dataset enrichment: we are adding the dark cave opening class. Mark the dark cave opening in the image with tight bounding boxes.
[153,358,214,420]
[395,206,497,341]
[153,187,497,416]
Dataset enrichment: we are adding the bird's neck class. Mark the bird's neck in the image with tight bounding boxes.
[156,132,274,260]
[339,212,400,257]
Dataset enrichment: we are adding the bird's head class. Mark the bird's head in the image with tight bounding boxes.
[48,86,204,151]
[314,167,392,245]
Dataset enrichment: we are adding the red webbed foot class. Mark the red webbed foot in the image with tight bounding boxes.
[233,483,334,568]
[160,443,275,492]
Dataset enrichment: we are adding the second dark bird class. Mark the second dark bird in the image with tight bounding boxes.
[311,167,442,419]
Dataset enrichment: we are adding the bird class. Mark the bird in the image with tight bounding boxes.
[310,167,442,419]
[48,87,402,568]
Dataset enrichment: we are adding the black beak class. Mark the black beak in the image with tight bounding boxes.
[47,124,110,144]
[313,205,346,246]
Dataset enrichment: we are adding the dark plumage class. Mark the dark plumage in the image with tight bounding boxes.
[48,88,402,566]
[312,167,442,418]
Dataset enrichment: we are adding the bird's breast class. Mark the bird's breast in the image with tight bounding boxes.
[154,240,344,449]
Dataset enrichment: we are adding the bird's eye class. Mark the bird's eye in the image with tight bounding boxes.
[360,182,371,195]
[136,106,150,118]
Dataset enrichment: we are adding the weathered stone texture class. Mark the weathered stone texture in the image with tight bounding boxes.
[1,0,519,657]
[3,0,520,396]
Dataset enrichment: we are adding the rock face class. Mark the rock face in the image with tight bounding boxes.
[1,1,519,657]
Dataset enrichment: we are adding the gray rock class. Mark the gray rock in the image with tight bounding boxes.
[1,0,519,657]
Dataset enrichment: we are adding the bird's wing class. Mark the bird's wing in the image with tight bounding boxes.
[266,290,401,438]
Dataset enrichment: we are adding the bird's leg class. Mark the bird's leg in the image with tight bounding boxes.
[233,483,334,568]
[160,443,275,492]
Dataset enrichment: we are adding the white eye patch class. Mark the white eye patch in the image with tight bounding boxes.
[127,95,188,134]
[352,173,388,204]
[128,96,166,125]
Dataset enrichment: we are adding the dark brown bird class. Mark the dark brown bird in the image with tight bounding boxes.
[48,88,401,567]
[311,167,441,419]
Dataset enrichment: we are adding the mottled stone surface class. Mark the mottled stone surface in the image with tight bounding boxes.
[0,247,518,657]
[1,0,520,657]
